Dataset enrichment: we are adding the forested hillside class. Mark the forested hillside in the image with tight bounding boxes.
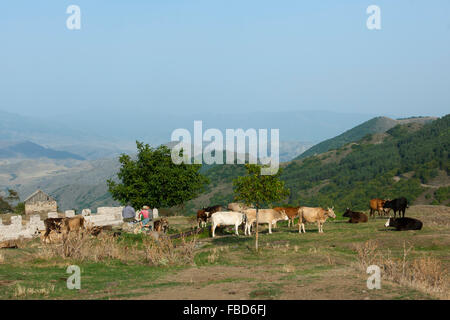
[295,116,437,160]
[281,114,449,212]
[188,114,449,215]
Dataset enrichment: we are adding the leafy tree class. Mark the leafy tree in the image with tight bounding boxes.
[233,164,290,251]
[6,189,19,203]
[14,202,25,215]
[107,142,209,210]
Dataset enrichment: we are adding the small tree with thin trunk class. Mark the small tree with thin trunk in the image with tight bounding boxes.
[233,164,290,251]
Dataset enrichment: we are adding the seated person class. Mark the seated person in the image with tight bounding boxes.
[139,206,154,230]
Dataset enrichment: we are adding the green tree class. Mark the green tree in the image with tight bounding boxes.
[107,142,209,210]
[233,164,290,251]
[14,202,25,215]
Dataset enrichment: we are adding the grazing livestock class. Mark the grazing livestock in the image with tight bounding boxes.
[385,217,422,231]
[273,207,300,227]
[196,209,210,228]
[298,207,336,233]
[210,211,246,238]
[154,218,169,233]
[227,202,253,212]
[61,216,85,235]
[42,218,64,243]
[197,205,223,227]
[369,198,389,218]
[343,208,368,223]
[243,209,289,235]
[383,197,408,218]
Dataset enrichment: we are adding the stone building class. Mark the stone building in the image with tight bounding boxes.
[24,189,57,215]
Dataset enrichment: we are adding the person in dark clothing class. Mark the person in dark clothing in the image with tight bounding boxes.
[122,204,136,223]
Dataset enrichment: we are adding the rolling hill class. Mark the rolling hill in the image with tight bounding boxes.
[185,114,449,215]
[295,116,437,160]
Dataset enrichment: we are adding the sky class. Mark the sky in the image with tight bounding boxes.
[0,0,449,121]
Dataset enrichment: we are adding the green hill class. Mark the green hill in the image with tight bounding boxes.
[294,116,437,160]
[187,114,449,215]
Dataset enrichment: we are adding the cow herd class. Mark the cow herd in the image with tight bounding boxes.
[198,197,423,238]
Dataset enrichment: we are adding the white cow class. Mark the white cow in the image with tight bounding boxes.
[243,209,289,235]
[210,211,246,238]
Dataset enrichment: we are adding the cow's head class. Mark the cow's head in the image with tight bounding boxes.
[383,200,393,209]
[280,210,289,220]
[326,207,336,218]
[343,208,351,217]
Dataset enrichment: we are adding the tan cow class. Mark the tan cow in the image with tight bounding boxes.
[61,216,85,236]
[227,202,253,212]
[243,209,289,235]
[273,207,300,228]
[298,207,336,233]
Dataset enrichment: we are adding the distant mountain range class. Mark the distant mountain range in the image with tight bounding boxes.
[0,141,85,160]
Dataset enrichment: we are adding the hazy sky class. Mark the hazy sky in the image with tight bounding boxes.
[1,0,449,119]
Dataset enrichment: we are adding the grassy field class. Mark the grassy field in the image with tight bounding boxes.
[0,205,448,300]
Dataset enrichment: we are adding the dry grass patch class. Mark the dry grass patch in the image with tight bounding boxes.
[37,231,139,263]
[143,236,197,266]
[13,284,55,298]
[354,240,448,299]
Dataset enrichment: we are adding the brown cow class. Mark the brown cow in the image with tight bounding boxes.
[369,198,390,218]
[196,205,222,228]
[42,218,64,243]
[60,216,85,238]
[343,208,368,223]
[273,207,300,228]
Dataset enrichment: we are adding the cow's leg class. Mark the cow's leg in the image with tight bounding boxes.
[268,223,272,234]
[235,223,239,236]
[212,223,216,238]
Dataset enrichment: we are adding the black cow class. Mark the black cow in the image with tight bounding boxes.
[203,205,222,214]
[383,197,408,218]
[385,217,422,231]
[343,208,368,223]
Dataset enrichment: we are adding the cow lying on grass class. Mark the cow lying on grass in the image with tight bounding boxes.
[243,209,288,235]
[385,217,422,231]
[298,207,336,233]
[343,208,368,223]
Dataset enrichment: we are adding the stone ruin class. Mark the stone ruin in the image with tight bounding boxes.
[0,206,124,242]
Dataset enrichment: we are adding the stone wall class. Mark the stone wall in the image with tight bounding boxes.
[0,206,124,242]
[25,200,57,215]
